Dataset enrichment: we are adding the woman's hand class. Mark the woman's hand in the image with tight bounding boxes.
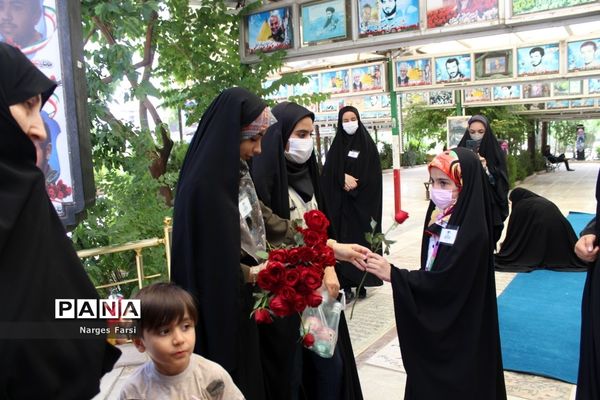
[479,156,487,170]
[365,253,392,282]
[575,234,599,263]
[344,174,358,191]
[329,240,369,270]
[322,266,340,299]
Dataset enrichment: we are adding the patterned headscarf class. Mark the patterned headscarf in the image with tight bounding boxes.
[428,150,463,189]
[427,150,463,229]
[240,107,277,140]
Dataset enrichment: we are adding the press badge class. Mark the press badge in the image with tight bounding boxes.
[439,226,459,245]
[239,195,253,219]
[348,150,360,158]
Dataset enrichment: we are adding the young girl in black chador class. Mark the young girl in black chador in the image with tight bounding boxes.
[360,148,507,399]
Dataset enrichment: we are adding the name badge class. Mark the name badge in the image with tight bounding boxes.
[439,226,459,245]
[348,150,360,158]
[239,196,252,219]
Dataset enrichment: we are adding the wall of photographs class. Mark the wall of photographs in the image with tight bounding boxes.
[241,0,600,61]
[393,37,600,93]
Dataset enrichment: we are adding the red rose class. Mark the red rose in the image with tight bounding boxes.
[287,248,302,265]
[293,293,307,313]
[253,308,273,324]
[304,210,330,233]
[270,295,292,317]
[257,262,286,292]
[302,332,315,348]
[294,278,311,296]
[268,249,288,263]
[301,268,322,291]
[284,269,300,287]
[302,229,327,248]
[257,269,277,291]
[297,246,316,265]
[306,291,323,308]
[314,245,335,268]
[279,286,297,303]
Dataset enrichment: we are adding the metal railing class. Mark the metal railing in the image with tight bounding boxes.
[77,217,172,291]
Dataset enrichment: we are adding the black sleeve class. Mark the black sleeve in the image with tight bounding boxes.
[581,217,596,237]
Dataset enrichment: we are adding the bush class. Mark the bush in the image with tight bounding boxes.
[379,142,393,170]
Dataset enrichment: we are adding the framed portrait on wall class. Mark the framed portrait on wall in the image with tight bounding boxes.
[512,0,595,16]
[589,78,600,94]
[464,87,492,103]
[475,50,513,80]
[567,38,600,72]
[395,58,433,88]
[320,69,350,94]
[493,85,521,100]
[401,92,428,107]
[523,82,551,98]
[427,0,499,29]
[435,55,471,83]
[349,64,384,93]
[0,0,95,226]
[301,0,348,45]
[546,100,569,109]
[429,90,454,106]
[447,116,471,149]
[517,44,559,77]
[246,7,293,55]
[293,74,320,96]
[570,99,595,108]
[552,80,583,96]
[358,0,419,37]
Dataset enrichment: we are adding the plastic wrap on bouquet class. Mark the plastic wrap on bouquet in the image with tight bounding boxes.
[301,290,345,358]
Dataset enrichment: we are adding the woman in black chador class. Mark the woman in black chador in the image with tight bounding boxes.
[360,148,507,399]
[574,169,600,399]
[172,89,368,400]
[251,101,363,400]
[457,115,509,247]
[0,42,121,398]
[495,188,588,272]
[321,106,382,299]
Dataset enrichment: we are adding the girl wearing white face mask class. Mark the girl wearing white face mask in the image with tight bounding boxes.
[457,114,509,248]
[360,148,507,399]
[250,102,365,400]
[321,106,383,301]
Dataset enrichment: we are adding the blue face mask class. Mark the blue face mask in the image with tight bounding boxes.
[430,188,455,211]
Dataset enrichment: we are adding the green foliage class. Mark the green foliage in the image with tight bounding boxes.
[77,0,321,294]
[379,142,393,169]
[402,105,452,146]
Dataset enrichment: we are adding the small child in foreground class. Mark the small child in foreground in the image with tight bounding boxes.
[119,282,245,400]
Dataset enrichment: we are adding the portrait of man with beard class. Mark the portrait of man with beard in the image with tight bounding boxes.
[0,0,44,48]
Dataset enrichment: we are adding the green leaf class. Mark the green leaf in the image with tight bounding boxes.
[255,251,269,261]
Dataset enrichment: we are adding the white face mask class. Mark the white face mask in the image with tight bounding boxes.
[342,121,359,135]
[285,138,314,164]
[469,132,484,141]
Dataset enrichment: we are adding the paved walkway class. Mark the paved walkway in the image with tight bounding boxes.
[95,160,599,399]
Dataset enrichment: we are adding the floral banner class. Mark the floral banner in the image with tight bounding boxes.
[427,0,498,29]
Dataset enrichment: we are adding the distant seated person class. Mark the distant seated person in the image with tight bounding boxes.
[543,145,574,171]
[495,188,588,272]
[119,283,244,400]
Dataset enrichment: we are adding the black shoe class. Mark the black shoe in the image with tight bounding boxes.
[344,288,355,303]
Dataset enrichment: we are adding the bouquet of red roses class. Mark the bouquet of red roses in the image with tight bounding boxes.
[251,210,335,345]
